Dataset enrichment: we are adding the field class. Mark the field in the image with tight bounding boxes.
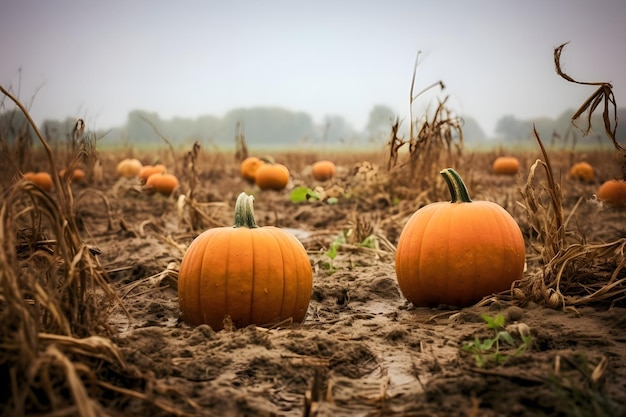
[2,127,626,417]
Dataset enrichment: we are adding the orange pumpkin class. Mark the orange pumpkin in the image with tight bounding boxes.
[116,158,143,178]
[23,171,53,192]
[139,164,167,183]
[255,162,290,191]
[178,192,313,329]
[145,173,179,195]
[395,168,526,307]
[312,160,337,181]
[568,162,594,181]
[59,168,86,182]
[492,156,520,175]
[240,157,264,182]
[597,179,626,207]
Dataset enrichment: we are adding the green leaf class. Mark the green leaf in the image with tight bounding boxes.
[290,186,319,203]
[359,235,377,249]
[326,197,339,204]
[497,331,515,346]
[482,314,505,330]
[479,338,496,350]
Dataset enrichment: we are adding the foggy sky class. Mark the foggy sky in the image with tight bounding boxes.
[1,0,625,138]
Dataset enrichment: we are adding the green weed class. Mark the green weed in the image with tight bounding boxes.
[462,314,533,367]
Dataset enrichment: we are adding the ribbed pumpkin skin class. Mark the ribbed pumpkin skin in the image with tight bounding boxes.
[395,169,526,307]
[178,220,312,330]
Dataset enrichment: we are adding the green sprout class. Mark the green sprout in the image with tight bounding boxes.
[462,314,533,367]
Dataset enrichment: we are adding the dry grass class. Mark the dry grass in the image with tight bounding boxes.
[0,86,196,416]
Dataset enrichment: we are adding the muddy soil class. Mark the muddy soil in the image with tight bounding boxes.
[74,158,626,417]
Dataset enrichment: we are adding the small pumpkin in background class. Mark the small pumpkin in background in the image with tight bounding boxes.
[492,156,520,175]
[255,161,290,191]
[395,168,526,307]
[145,173,179,196]
[597,179,626,207]
[59,168,86,183]
[312,160,337,181]
[240,156,264,182]
[23,171,54,192]
[568,162,594,181]
[139,164,167,183]
[178,192,313,330]
[116,158,143,178]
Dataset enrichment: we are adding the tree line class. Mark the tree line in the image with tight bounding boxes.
[1,105,623,151]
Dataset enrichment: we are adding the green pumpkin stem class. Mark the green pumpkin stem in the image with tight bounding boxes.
[440,168,472,203]
[234,192,259,228]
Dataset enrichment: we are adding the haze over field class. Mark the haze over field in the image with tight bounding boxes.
[1,0,625,141]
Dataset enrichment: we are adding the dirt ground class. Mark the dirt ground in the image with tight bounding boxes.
[19,150,626,416]
[55,152,623,417]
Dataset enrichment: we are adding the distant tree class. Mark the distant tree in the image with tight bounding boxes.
[365,105,396,144]
[495,115,530,142]
[322,114,357,146]
[460,116,487,146]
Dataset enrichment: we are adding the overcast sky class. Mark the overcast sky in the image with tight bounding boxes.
[1,0,625,138]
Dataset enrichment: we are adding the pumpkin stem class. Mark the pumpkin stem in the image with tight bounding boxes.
[440,168,472,203]
[234,192,259,228]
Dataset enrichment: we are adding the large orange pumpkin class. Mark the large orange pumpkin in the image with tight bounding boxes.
[23,171,53,192]
[240,156,264,182]
[395,168,526,307]
[492,156,520,175]
[255,162,290,191]
[145,173,179,195]
[597,179,626,207]
[116,158,143,178]
[178,192,313,329]
[568,162,594,181]
[312,160,337,181]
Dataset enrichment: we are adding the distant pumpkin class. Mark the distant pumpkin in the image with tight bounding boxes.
[139,164,167,183]
[312,160,337,181]
[116,158,143,178]
[240,157,264,182]
[145,173,179,196]
[492,157,520,175]
[59,168,86,182]
[568,162,594,181]
[255,162,290,191]
[24,171,53,192]
[597,179,626,207]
